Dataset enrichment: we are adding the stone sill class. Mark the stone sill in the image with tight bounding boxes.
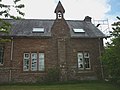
[77,70,94,74]
[0,64,3,66]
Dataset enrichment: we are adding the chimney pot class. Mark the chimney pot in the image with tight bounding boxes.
[84,16,92,22]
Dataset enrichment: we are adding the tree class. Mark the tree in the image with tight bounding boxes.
[0,0,24,33]
[102,17,120,83]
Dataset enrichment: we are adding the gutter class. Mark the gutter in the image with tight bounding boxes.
[9,37,14,82]
[10,37,14,61]
[98,38,104,79]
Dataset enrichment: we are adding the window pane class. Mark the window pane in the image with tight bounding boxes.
[84,58,90,68]
[23,53,30,71]
[31,53,37,71]
[84,52,90,69]
[84,52,89,58]
[78,53,84,69]
[73,29,85,33]
[33,28,44,33]
[0,47,4,64]
[39,53,45,71]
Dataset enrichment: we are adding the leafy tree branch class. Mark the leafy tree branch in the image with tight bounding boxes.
[102,16,120,83]
[0,0,24,34]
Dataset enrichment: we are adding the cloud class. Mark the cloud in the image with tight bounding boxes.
[62,0,111,20]
[21,0,111,20]
[21,0,56,19]
[1,0,111,20]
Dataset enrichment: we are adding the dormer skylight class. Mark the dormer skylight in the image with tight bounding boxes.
[32,28,44,33]
[73,28,85,33]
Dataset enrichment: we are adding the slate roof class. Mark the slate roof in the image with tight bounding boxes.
[67,20,106,38]
[0,19,106,38]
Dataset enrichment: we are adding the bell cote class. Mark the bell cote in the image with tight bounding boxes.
[54,1,65,19]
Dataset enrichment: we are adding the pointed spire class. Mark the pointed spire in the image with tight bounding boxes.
[54,1,65,19]
[54,1,65,13]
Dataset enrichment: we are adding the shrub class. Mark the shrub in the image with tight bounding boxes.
[45,67,60,82]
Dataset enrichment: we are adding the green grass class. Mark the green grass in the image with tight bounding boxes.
[0,81,120,90]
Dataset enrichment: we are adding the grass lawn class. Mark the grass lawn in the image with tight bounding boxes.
[0,81,120,90]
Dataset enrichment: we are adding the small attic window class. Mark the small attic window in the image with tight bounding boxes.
[33,28,44,33]
[73,29,85,33]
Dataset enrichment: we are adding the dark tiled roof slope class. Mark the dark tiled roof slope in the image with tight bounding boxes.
[0,19,105,38]
[0,19,54,37]
[67,20,105,38]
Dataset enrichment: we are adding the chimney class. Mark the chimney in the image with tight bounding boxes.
[84,16,92,22]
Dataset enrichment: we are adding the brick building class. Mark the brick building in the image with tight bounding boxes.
[0,1,105,83]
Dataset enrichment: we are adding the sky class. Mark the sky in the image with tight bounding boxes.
[1,0,120,34]
[1,0,120,20]
[20,0,120,21]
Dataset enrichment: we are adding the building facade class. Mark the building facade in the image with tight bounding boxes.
[0,1,105,83]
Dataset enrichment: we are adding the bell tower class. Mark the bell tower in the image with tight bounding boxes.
[54,1,65,19]
[52,1,70,81]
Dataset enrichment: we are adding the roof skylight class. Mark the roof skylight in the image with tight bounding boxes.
[73,28,85,33]
[33,28,44,33]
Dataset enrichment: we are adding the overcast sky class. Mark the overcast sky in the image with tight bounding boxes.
[20,0,120,21]
[23,0,109,20]
[1,0,120,20]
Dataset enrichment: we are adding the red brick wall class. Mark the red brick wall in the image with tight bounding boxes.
[68,38,103,80]
[0,18,104,83]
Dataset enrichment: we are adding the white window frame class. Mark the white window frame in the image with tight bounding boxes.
[23,53,30,71]
[31,53,37,71]
[84,52,90,69]
[32,28,44,33]
[77,52,90,70]
[77,52,84,70]
[23,52,45,72]
[39,53,45,71]
[73,28,85,33]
